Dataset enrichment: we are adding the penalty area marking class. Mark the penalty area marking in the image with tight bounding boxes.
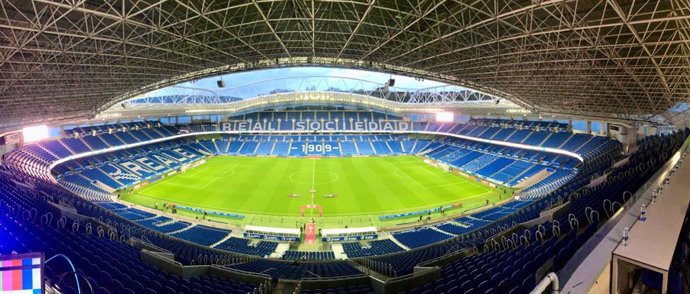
[200,162,239,189]
[389,162,425,188]
[322,189,498,217]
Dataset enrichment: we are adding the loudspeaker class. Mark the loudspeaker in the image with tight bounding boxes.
[217,80,225,88]
[387,79,395,87]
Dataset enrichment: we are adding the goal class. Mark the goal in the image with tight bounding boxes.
[300,204,323,217]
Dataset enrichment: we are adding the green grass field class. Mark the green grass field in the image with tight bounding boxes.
[122,156,507,228]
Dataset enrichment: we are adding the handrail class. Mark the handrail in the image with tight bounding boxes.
[531,272,559,294]
[558,134,690,292]
[46,254,81,294]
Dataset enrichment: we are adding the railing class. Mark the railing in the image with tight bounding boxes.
[554,135,690,293]
[531,272,559,294]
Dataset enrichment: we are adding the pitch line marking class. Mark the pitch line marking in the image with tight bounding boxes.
[133,181,496,215]
[423,182,471,189]
[311,159,316,190]
[128,188,498,218]
[321,190,498,216]
[130,189,495,217]
[151,182,190,188]
[201,162,239,189]
[288,170,339,185]
[137,166,193,192]
[126,156,504,218]
[389,162,425,188]
[182,164,206,177]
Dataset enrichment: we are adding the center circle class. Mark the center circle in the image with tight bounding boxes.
[288,170,340,185]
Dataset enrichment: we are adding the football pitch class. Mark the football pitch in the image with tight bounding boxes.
[121,156,507,227]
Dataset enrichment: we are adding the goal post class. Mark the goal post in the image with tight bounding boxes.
[300,204,323,217]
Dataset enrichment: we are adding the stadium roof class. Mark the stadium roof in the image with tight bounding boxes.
[93,74,526,120]
[1,0,689,128]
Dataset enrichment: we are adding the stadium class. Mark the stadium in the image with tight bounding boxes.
[0,1,689,294]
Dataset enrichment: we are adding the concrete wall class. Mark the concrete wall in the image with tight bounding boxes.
[609,124,637,154]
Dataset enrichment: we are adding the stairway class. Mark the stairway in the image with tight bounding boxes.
[384,141,395,154]
[79,137,95,151]
[236,141,246,155]
[503,129,518,141]
[409,139,418,153]
[353,140,361,155]
[151,126,168,138]
[167,224,195,235]
[57,140,76,155]
[210,233,233,248]
[489,160,515,178]
[538,132,552,146]
[574,135,595,153]
[138,129,155,140]
[212,140,220,154]
[380,232,410,251]
[37,144,62,159]
[269,142,277,155]
[96,166,126,187]
[225,140,232,153]
[113,133,128,145]
[331,243,348,260]
[507,164,534,184]
[270,243,291,258]
[430,226,456,237]
[252,141,260,155]
[97,136,112,148]
[557,133,575,148]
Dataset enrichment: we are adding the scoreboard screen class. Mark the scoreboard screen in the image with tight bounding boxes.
[0,253,44,294]
[21,125,49,143]
[435,112,454,122]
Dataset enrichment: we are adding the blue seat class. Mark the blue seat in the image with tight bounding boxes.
[476,280,490,293]
[521,276,535,292]
[460,280,474,292]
